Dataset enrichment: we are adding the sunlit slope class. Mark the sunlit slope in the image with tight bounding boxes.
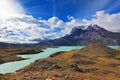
[1,44,120,80]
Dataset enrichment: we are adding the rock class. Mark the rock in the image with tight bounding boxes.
[49,64,61,70]
[46,78,52,80]
[74,60,96,65]
[69,63,82,72]
[49,51,66,57]
[79,68,99,73]
[23,59,57,71]
[107,63,120,68]
[18,50,43,55]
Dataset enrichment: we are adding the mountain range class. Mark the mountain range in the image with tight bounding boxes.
[40,24,120,46]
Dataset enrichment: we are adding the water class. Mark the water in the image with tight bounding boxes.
[0,46,84,74]
[0,46,119,74]
[108,46,120,49]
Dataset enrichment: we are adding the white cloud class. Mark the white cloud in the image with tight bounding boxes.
[47,17,66,28]
[1,10,120,43]
[67,16,74,20]
[43,16,83,35]
[82,11,120,32]
[0,0,120,43]
[0,15,51,43]
[0,0,25,18]
[0,0,48,43]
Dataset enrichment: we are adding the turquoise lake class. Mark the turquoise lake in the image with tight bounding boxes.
[0,46,119,74]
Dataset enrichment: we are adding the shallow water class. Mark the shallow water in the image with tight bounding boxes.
[0,46,119,74]
[0,46,84,74]
[108,46,120,49]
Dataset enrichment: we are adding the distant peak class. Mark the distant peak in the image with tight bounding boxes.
[69,24,111,36]
[87,24,108,31]
[88,24,101,29]
[70,26,85,34]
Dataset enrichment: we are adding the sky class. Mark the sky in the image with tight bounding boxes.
[20,0,120,20]
[0,0,120,43]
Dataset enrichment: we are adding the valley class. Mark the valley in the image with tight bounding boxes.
[0,44,120,80]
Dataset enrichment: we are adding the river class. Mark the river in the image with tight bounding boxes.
[0,46,119,74]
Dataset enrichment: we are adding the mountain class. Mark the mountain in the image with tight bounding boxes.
[40,24,120,46]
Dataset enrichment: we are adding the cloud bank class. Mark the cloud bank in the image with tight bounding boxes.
[82,11,120,32]
[0,0,25,17]
[0,0,120,43]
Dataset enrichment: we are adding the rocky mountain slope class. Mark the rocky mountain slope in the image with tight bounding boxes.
[40,24,120,46]
[1,44,120,80]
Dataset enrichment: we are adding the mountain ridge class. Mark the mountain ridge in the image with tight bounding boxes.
[40,24,120,46]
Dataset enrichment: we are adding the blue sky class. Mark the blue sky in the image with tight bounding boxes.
[20,0,120,21]
[0,0,120,43]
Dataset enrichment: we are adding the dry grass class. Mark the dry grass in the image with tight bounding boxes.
[1,44,120,80]
[0,44,47,64]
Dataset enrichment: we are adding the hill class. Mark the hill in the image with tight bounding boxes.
[0,43,47,64]
[79,44,118,57]
[1,44,120,80]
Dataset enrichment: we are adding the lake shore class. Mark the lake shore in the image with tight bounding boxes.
[0,43,49,64]
[0,44,120,80]
[0,46,84,74]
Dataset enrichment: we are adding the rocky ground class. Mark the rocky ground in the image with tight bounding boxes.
[0,44,120,80]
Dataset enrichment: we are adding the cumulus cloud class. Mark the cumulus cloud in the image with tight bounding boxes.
[1,10,120,43]
[67,16,74,20]
[42,11,120,37]
[0,0,120,43]
[0,0,47,43]
[0,15,51,43]
[0,0,25,18]
[82,11,120,32]
[47,17,66,28]
[40,16,83,36]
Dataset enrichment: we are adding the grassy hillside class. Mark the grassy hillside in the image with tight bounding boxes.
[0,44,120,80]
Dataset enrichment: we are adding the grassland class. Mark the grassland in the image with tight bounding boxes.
[0,44,120,80]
